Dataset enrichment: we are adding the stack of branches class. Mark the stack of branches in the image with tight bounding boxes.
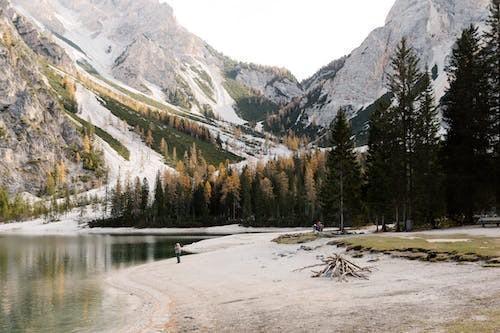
[296,254,373,282]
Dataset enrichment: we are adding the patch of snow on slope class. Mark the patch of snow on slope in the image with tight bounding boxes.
[182,59,245,125]
[49,1,122,76]
[75,84,173,187]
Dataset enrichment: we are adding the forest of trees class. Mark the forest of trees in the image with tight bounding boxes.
[91,3,499,230]
[91,143,327,228]
[369,5,499,230]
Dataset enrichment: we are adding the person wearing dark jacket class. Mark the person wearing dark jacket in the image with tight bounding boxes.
[175,243,182,263]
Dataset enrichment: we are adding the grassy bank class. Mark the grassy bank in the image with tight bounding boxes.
[340,234,500,258]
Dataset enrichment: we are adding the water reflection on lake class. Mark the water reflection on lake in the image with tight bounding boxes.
[0,234,206,333]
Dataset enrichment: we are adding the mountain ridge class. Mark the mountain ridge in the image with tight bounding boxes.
[12,0,303,125]
[291,0,490,132]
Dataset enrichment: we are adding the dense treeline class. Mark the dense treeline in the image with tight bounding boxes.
[367,4,499,229]
[443,11,499,223]
[92,143,327,228]
[365,39,443,231]
[0,186,102,223]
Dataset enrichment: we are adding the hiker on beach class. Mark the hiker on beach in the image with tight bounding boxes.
[318,220,324,232]
[175,243,182,263]
[313,220,324,233]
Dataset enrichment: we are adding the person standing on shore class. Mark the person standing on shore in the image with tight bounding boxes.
[175,243,182,263]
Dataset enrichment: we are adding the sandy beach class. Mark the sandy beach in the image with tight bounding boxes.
[105,227,500,333]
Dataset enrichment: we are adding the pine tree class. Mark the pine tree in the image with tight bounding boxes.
[111,177,123,218]
[274,171,289,219]
[56,160,67,184]
[123,179,133,219]
[172,146,177,162]
[46,172,56,196]
[216,133,223,148]
[202,181,212,217]
[240,167,253,219]
[63,184,71,212]
[133,177,142,217]
[140,178,149,213]
[320,110,362,232]
[413,70,443,227]
[366,99,393,232]
[483,1,500,209]
[443,25,493,223]
[0,187,10,221]
[83,133,91,154]
[221,170,241,219]
[153,171,165,218]
[386,38,424,229]
[304,163,317,220]
[146,128,154,147]
[258,176,275,221]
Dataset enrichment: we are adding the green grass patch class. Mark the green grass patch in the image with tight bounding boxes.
[342,234,500,258]
[190,66,213,88]
[52,31,87,56]
[64,111,130,160]
[98,95,241,166]
[223,79,278,122]
[194,77,215,102]
[236,97,278,123]
[223,79,253,101]
[273,232,323,244]
[44,66,78,114]
[76,59,99,76]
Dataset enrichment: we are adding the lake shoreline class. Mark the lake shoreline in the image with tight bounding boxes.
[0,210,309,237]
[106,226,500,332]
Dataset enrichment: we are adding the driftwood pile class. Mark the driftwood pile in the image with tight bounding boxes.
[296,254,373,282]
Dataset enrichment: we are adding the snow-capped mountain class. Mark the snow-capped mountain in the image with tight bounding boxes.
[296,0,491,130]
[12,0,302,125]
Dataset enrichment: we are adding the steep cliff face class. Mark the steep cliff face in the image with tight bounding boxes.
[12,0,303,124]
[0,2,91,195]
[9,10,73,71]
[297,0,491,129]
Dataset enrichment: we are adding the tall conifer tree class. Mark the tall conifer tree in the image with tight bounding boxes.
[443,25,492,223]
[483,1,500,209]
[386,38,423,229]
[321,109,362,232]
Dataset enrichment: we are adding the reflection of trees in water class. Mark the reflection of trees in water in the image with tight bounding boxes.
[0,235,200,332]
[0,237,104,332]
[110,240,174,267]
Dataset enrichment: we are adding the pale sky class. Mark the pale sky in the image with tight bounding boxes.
[165,0,395,81]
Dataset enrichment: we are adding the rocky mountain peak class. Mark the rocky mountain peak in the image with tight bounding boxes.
[291,0,491,130]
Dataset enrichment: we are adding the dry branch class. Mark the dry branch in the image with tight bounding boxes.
[296,254,373,282]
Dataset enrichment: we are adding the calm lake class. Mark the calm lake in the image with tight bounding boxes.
[0,234,207,333]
